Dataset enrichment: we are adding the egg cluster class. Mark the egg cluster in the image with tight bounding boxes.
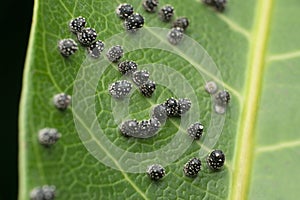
[31,1,231,198]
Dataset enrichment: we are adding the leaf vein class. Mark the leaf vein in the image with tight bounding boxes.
[267,50,300,62]
[72,110,149,200]
[256,140,300,154]
[217,14,251,40]
[58,0,74,18]
[144,26,243,102]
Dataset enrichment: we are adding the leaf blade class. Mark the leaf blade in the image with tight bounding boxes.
[19,0,300,199]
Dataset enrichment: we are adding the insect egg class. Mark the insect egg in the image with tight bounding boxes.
[164,97,180,117]
[53,93,71,111]
[77,27,97,46]
[148,117,161,135]
[106,45,124,62]
[138,120,152,137]
[30,185,56,200]
[147,164,166,180]
[172,17,189,31]
[108,80,132,99]
[30,187,44,200]
[132,70,150,86]
[178,98,191,115]
[130,118,161,138]
[118,60,138,75]
[187,122,204,140]
[167,27,184,45]
[214,0,227,12]
[38,128,61,146]
[120,119,139,137]
[58,39,78,57]
[116,3,134,19]
[205,81,218,94]
[151,104,167,124]
[203,0,227,12]
[139,80,156,97]
[69,16,86,33]
[143,0,159,13]
[215,90,230,106]
[158,5,174,22]
[214,104,226,114]
[124,13,145,32]
[87,40,105,58]
[207,149,225,170]
[42,185,56,200]
[183,157,202,177]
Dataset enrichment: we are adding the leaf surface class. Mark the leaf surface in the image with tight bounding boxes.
[19,0,300,199]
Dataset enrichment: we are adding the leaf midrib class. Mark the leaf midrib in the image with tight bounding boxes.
[229,1,274,199]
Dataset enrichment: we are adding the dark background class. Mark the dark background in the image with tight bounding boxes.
[0,0,33,199]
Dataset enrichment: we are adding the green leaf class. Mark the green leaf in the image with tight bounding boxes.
[19,0,300,199]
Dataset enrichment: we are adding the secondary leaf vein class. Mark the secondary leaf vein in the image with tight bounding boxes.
[256,140,300,153]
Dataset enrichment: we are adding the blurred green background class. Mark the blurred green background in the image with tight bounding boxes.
[0,0,33,199]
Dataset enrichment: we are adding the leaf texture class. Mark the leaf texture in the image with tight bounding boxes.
[19,0,300,199]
